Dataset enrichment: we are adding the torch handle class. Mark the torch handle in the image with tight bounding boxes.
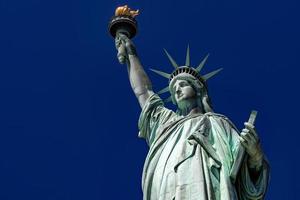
[116,32,127,64]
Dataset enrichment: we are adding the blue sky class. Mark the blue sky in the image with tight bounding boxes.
[0,0,299,199]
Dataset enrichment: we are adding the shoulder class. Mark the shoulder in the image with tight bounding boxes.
[139,93,176,129]
[204,112,239,130]
[204,112,229,121]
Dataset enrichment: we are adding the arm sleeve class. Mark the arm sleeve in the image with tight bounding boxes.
[220,117,270,200]
[235,157,270,200]
[138,93,176,146]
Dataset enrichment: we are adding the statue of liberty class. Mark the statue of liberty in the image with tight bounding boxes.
[110,6,269,200]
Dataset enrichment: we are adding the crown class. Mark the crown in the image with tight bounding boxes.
[150,46,223,103]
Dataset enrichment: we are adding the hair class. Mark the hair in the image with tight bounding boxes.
[170,76,214,115]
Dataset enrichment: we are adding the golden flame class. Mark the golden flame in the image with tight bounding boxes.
[115,5,139,18]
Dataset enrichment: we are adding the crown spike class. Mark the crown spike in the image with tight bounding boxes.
[202,68,223,81]
[196,54,209,72]
[164,49,179,69]
[164,96,173,103]
[149,68,171,79]
[157,86,170,95]
[185,45,190,66]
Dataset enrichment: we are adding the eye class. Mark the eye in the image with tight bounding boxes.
[180,82,188,87]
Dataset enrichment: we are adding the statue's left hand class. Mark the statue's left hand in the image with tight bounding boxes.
[239,122,263,169]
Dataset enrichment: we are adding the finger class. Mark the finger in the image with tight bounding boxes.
[115,35,124,46]
[238,136,249,148]
[115,34,127,47]
[241,131,255,145]
[244,122,254,130]
[242,128,249,133]
[115,39,121,48]
[241,131,257,144]
[118,56,126,64]
[244,122,259,140]
[239,135,246,142]
[118,33,129,42]
[240,130,247,137]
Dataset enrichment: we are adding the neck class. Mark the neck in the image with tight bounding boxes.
[178,100,203,116]
[188,107,203,116]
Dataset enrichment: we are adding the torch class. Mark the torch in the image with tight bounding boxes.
[108,5,139,64]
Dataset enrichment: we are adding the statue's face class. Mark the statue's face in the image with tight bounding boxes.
[173,79,196,104]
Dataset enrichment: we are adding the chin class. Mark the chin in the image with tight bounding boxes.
[176,99,188,107]
[176,98,185,104]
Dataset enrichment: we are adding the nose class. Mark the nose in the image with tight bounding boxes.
[175,85,181,95]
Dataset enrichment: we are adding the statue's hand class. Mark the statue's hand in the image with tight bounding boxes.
[115,34,127,64]
[115,33,137,64]
[118,33,137,55]
[239,122,263,169]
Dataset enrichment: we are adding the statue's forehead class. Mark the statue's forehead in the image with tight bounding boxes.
[173,79,189,85]
[171,78,191,91]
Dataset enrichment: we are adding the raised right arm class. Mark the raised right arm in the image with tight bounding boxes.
[115,34,154,108]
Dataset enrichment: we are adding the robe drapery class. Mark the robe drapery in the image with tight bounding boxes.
[138,94,269,200]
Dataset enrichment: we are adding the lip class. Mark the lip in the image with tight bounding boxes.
[176,93,183,100]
